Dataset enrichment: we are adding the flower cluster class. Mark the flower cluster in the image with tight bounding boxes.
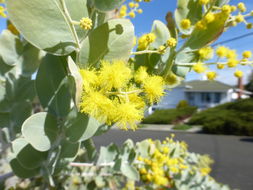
[79,60,165,130]
[135,135,215,189]
[0,3,6,18]
[79,17,92,30]
[192,45,253,80]
[119,0,149,18]
[180,2,253,32]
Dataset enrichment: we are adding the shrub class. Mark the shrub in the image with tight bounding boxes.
[176,100,189,109]
[188,99,253,136]
[142,106,197,124]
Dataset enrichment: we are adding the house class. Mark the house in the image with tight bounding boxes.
[149,80,252,114]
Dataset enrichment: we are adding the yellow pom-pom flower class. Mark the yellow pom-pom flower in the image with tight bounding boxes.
[227,59,238,67]
[80,17,92,30]
[138,33,156,50]
[129,11,136,18]
[204,12,215,23]
[99,60,132,90]
[198,46,213,60]
[235,14,244,23]
[167,37,177,47]
[234,70,244,78]
[237,2,246,12]
[180,19,191,30]
[143,76,165,104]
[206,71,217,80]
[0,6,6,18]
[216,46,228,57]
[135,66,149,83]
[198,0,210,5]
[217,63,225,69]
[193,63,207,73]
[242,51,252,58]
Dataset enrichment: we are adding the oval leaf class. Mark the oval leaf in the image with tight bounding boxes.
[79,19,134,68]
[6,0,88,55]
[94,0,125,12]
[21,112,58,152]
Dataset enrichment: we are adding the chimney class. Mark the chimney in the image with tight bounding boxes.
[237,77,244,99]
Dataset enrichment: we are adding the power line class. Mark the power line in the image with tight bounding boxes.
[212,31,253,47]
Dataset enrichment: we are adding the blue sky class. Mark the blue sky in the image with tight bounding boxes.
[1,0,253,85]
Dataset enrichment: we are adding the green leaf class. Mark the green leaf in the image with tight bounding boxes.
[59,139,80,160]
[172,65,191,78]
[121,163,139,180]
[65,109,101,143]
[6,0,88,55]
[0,113,10,128]
[12,138,48,169]
[135,20,170,71]
[0,30,23,66]
[20,43,42,76]
[94,0,125,12]
[10,101,32,133]
[183,14,229,50]
[79,19,134,68]
[97,144,118,164]
[21,112,58,152]
[67,56,83,105]
[10,158,40,178]
[174,0,202,34]
[36,54,71,117]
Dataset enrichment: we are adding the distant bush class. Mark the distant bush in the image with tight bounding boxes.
[173,124,192,130]
[188,98,253,136]
[142,106,197,124]
[176,100,189,109]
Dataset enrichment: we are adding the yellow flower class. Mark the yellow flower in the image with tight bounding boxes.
[80,69,98,92]
[143,76,165,104]
[180,19,191,29]
[80,91,116,124]
[216,46,228,57]
[135,66,149,83]
[198,46,213,60]
[0,6,6,18]
[99,60,132,90]
[129,2,135,8]
[234,70,243,78]
[167,37,177,47]
[79,17,92,30]
[217,63,225,69]
[115,102,143,130]
[137,9,143,14]
[242,51,252,58]
[227,59,238,67]
[129,11,136,18]
[221,5,232,15]
[206,71,217,80]
[200,167,211,176]
[235,14,244,23]
[204,12,215,23]
[119,5,127,17]
[226,49,237,59]
[158,45,166,54]
[164,72,181,87]
[195,20,207,30]
[198,0,210,5]
[193,63,207,73]
[138,33,156,50]
[237,2,246,12]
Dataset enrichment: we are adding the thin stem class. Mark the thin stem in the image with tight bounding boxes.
[131,50,160,55]
[59,0,81,50]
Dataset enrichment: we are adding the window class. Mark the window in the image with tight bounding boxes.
[214,93,221,103]
[201,93,211,103]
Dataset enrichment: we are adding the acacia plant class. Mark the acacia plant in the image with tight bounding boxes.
[0,0,252,189]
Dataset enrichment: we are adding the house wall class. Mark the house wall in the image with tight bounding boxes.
[185,90,233,109]
[148,87,186,114]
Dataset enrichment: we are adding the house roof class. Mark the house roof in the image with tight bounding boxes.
[179,80,232,92]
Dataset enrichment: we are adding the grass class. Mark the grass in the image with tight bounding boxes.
[173,124,192,130]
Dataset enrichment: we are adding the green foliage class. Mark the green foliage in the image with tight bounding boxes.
[79,19,134,68]
[93,0,125,12]
[188,99,253,136]
[176,99,189,108]
[6,0,89,55]
[142,106,197,124]
[173,124,192,130]
[21,112,58,152]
